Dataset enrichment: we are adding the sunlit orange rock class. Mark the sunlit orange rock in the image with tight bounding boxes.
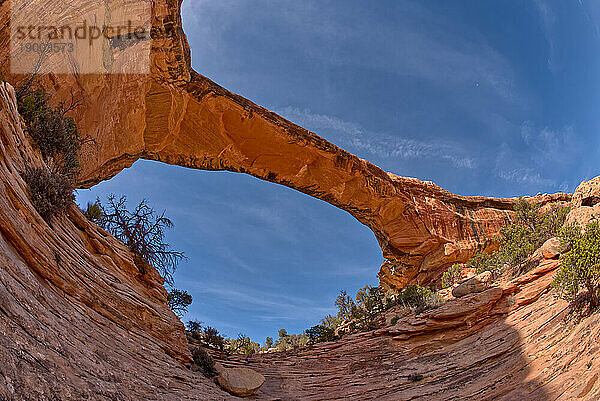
[0,0,570,290]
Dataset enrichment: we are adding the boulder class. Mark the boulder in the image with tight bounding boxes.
[571,176,600,207]
[216,367,265,397]
[567,176,600,228]
[539,237,562,259]
[452,271,493,298]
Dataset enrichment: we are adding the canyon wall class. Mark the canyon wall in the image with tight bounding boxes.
[0,0,570,289]
[0,82,234,400]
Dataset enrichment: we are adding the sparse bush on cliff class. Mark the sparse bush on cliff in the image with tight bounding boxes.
[191,346,218,378]
[22,167,74,221]
[272,331,309,351]
[396,285,444,313]
[185,321,223,348]
[332,284,443,334]
[18,89,81,177]
[187,320,204,337]
[306,314,341,344]
[466,198,570,279]
[441,264,463,289]
[167,288,193,317]
[552,221,600,313]
[91,195,185,286]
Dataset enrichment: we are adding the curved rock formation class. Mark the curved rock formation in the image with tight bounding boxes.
[0,0,569,288]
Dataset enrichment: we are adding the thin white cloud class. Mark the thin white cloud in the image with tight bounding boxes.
[182,0,522,105]
[534,0,559,73]
[185,281,332,322]
[276,106,477,169]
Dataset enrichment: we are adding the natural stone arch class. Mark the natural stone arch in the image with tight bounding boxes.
[0,0,569,289]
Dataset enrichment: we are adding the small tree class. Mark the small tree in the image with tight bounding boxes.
[228,334,260,355]
[264,337,274,349]
[441,264,462,289]
[93,195,185,285]
[553,221,600,312]
[203,326,225,351]
[167,288,192,317]
[186,320,203,340]
[468,198,570,278]
[82,200,103,222]
[306,324,337,344]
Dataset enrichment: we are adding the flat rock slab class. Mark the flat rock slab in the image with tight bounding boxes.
[216,367,265,397]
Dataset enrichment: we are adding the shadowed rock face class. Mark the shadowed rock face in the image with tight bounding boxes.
[0,0,569,289]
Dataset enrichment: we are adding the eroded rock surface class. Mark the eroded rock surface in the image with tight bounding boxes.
[567,176,600,228]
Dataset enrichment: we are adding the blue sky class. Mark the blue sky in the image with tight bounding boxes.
[77,0,600,341]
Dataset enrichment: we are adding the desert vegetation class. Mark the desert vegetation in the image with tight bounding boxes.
[17,88,80,221]
[186,283,444,355]
[18,89,81,177]
[552,221,600,314]
[83,196,185,285]
[449,198,570,281]
[22,167,74,220]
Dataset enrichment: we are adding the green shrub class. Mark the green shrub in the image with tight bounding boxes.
[22,167,74,221]
[552,221,600,313]
[18,89,80,177]
[396,285,443,313]
[333,284,443,333]
[272,332,308,351]
[334,285,388,331]
[191,346,218,378]
[167,288,192,317]
[306,324,337,344]
[466,198,570,278]
[441,264,463,289]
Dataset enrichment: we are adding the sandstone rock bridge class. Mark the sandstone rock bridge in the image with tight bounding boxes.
[0,0,568,290]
